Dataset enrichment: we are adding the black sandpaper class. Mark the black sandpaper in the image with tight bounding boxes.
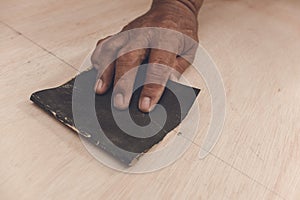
[30,68,200,166]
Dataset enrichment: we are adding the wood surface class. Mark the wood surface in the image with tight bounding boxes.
[0,0,299,199]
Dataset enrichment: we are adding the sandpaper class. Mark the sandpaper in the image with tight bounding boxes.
[30,68,200,166]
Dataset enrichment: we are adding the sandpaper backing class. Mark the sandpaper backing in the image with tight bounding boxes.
[30,68,200,166]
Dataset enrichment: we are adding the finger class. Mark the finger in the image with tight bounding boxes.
[91,34,128,94]
[170,39,198,81]
[92,36,113,94]
[113,47,148,110]
[139,49,176,112]
[94,62,115,94]
[179,38,198,65]
[169,56,191,81]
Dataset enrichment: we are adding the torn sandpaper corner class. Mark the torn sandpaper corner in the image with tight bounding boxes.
[30,68,200,166]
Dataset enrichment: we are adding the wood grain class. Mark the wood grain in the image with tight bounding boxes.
[0,0,299,199]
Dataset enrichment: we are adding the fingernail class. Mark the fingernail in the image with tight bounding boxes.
[140,97,151,111]
[114,93,124,108]
[94,79,103,92]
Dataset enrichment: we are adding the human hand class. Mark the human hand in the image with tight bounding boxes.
[91,0,201,112]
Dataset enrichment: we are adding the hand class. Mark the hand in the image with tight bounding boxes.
[91,0,200,112]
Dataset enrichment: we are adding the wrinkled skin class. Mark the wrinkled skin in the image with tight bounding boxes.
[91,0,202,112]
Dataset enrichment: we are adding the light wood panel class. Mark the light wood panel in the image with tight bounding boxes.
[0,0,152,68]
[1,0,300,199]
[195,1,300,199]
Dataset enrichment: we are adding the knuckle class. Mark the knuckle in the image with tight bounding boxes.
[150,51,176,66]
[117,49,147,66]
[142,84,164,98]
[176,60,189,74]
[183,36,198,53]
[102,36,123,51]
[118,46,135,57]
[102,33,128,51]
[91,51,100,66]
[116,53,136,67]
[146,67,169,85]
[102,40,116,51]
[151,58,169,66]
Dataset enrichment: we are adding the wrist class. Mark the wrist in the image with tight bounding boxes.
[152,0,203,16]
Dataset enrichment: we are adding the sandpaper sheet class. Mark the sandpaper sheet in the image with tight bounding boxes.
[30,68,200,166]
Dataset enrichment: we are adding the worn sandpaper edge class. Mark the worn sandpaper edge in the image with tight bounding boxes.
[30,79,201,166]
[30,92,142,166]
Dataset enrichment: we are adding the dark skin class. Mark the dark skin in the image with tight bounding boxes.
[91,0,204,112]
